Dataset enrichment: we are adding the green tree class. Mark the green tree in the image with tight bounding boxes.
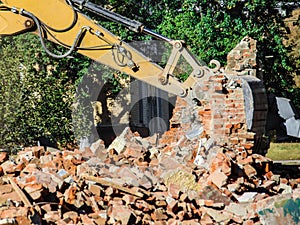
[96,0,298,103]
[1,0,299,149]
[0,34,88,149]
[155,0,297,101]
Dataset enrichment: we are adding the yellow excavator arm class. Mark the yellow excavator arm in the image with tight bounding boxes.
[0,0,216,99]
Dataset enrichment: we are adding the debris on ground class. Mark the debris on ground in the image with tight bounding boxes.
[0,37,299,224]
[0,125,299,225]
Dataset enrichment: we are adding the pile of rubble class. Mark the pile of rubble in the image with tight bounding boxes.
[0,126,300,225]
[0,37,299,224]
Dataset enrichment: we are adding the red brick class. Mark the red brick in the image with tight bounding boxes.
[63,211,79,224]
[155,200,167,207]
[151,209,168,221]
[24,184,43,200]
[1,161,16,174]
[243,164,257,178]
[167,200,179,214]
[16,215,32,225]
[0,152,8,163]
[200,212,214,225]
[0,207,29,219]
[207,170,227,189]
[244,219,255,225]
[168,184,181,199]
[80,214,94,225]
[182,220,200,225]
[154,221,167,225]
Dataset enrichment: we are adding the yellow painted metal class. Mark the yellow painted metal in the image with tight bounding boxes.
[0,0,213,98]
[0,10,32,35]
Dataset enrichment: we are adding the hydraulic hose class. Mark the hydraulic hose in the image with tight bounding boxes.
[21,9,88,59]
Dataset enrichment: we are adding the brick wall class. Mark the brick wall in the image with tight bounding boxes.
[225,36,257,76]
[161,37,268,155]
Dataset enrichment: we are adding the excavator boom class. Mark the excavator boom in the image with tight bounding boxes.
[0,0,271,155]
[0,0,215,100]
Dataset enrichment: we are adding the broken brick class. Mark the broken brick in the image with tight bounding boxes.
[207,169,228,189]
[151,208,168,221]
[243,164,257,178]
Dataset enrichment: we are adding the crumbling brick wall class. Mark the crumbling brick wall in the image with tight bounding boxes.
[225,36,258,76]
[161,37,268,155]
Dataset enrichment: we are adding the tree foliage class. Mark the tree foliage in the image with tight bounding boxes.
[99,0,299,100]
[156,0,297,97]
[0,0,299,148]
[0,34,86,148]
